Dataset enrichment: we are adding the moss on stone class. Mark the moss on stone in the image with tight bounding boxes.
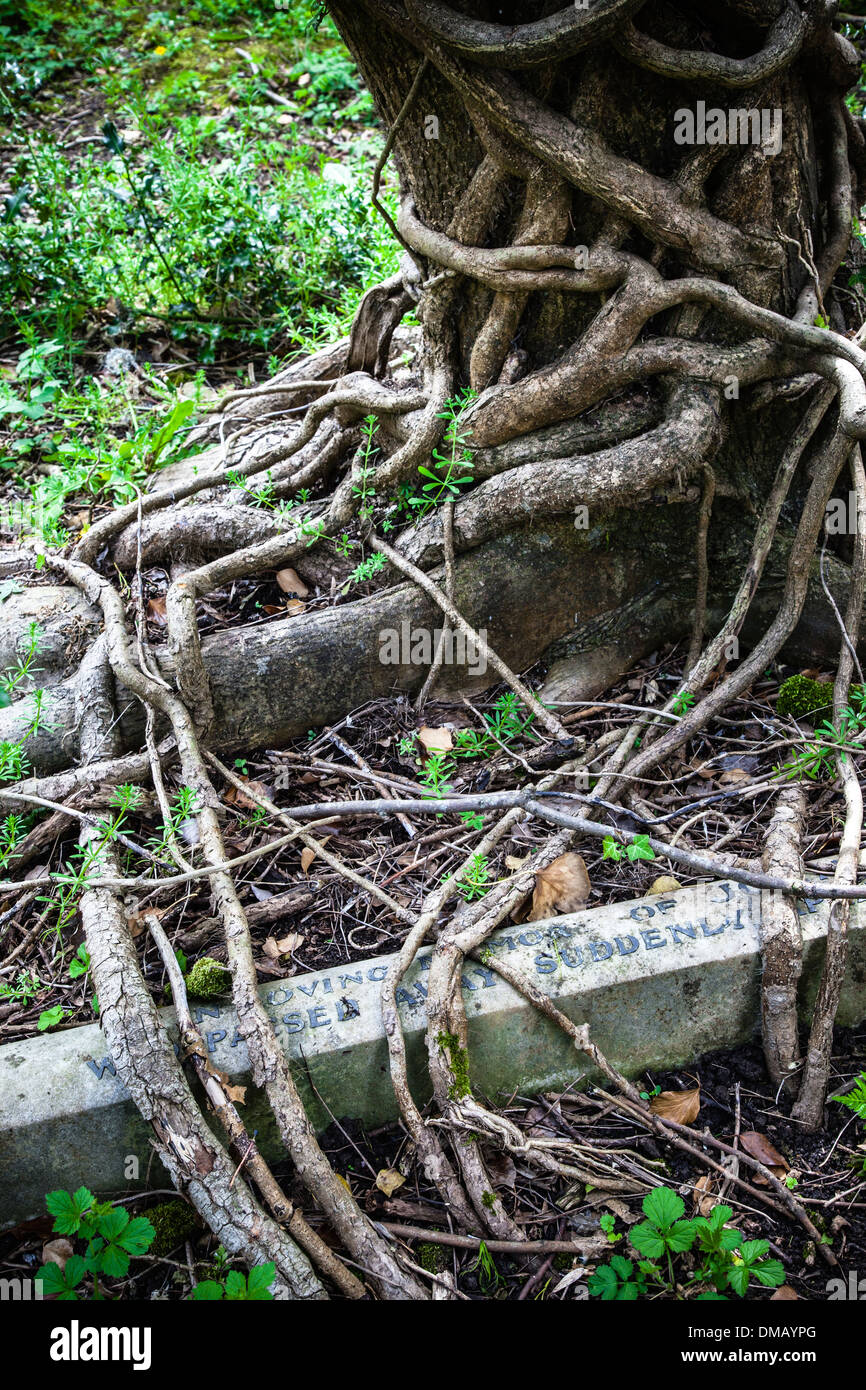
[436,1030,471,1099]
[185,956,231,999]
[415,1241,446,1273]
[777,675,834,718]
[776,674,866,719]
[148,1199,199,1256]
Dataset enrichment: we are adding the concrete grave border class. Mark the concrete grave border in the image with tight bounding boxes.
[1,880,864,1228]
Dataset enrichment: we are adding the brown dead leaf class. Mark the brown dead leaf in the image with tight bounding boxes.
[224,778,268,811]
[771,1286,799,1300]
[650,1087,701,1125]
[225,1083,246,1105]
[648,875,682,895]
[285,598,306,616]
[692,1173,716,1216]
[718,767,752,785]
[375,1168,406,1197]
[527,853,591,921]
[276,567,309,597]
[418,725,453,753]
[484,1151,517,1190]
[147,596,167,626]
[41,1238,73,1271]
[741,1130,789,1182]
[263,933,304,959]
[275,932,304,954]
[300,846,316,874]
[504,854,531,871]
[687,758,714,780]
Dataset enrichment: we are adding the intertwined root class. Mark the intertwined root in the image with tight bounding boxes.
[1,2,865,1295]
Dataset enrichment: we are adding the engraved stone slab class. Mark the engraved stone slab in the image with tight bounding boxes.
[1,881,864,1228]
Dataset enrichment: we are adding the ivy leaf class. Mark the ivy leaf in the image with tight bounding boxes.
[626,834,655,861]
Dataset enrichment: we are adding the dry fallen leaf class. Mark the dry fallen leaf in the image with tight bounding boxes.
[650,1087,701,1125]
[225,1083,247,1105]
[741,1130,789,1182]
[224,778,268,811]
[648,875,682,895]
[527,853,591,921]
[276,567,310,597]
[41,1238,73,1271]
[300,846,316,874]
[504,854,531,871]
[418,725,453,753]
[484,1151,517,1190]
[552,1266,588,1295]
[692,1173,716,1216]
[718,767,752,785]
[285,598,306,616]
[375,1168,406,1197]
[263,933,304,958]
[275,932,304,954]
[146,596,167,626]
[771,1285,799,1300]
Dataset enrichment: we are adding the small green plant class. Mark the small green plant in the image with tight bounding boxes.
[401,388,477,520]
[837,1072,866,1172]
[68,943,91,980]
[37,1004,69,1031]
[193,1261,276,1300]
[418,751,455,799]
[470,1239,502,1294]
[451,852,491,901]
[0,967,42,1005]
[588,1187,785,1301]
[35,1186,155,1298]
[671,689,696,717]
[146,784,200,863]
[776,691,866,781]
[452,692,538,760]
[352,414,379,519]
[345,550,387,587]
[598,1213,622,1244]
[41,782,145,927]
[602,834,655,863]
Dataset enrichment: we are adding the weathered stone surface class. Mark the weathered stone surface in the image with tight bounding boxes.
[1,881,864,1228]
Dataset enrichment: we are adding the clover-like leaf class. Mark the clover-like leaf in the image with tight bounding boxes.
[46,1186,93,1235]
